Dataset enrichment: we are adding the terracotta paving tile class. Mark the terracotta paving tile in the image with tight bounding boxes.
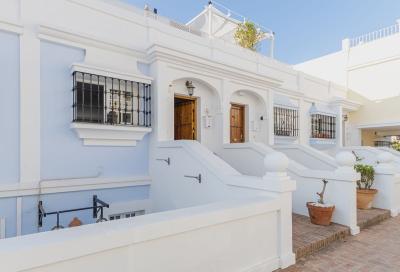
[281,212,399,271]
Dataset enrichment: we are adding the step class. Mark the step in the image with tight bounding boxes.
[293,208,391,260]
[293,213,349,260]
[357,208,391,230]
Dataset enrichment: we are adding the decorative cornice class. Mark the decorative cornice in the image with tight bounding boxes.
[0,20,23,35]
[330,98,362,111]
[146,44,283,89]
[38,24,147,61]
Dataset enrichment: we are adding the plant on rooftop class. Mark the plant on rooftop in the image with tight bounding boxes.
[234,21,264,51]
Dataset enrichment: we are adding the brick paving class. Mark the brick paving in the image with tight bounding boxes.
[283,213,400,271]
[293,214,349,259]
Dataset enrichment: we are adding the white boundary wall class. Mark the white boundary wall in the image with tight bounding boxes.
[149,140,296,269]
[219,142,360,235]
[1,140,298,271]
[0,197,284,272]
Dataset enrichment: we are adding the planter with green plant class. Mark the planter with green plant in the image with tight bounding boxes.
[354,163,377,209]
[307,179,335,226]
[392,141,400,152]
[234,21,264,51]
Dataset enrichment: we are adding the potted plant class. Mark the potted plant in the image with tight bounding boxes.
[234,21,265,51]
[307,179,335,226]
[354,164,377,209]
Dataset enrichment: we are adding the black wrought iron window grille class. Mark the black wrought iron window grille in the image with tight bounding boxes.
[311,114,336,139]
[374,141,392,148]
[273,107,299,137]
[72,71,151,127]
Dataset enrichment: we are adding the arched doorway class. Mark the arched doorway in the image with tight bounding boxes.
[170,78,222,151]
[230,90,267,143]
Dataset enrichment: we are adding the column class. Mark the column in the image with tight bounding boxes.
[262,152,296,268]
[20,1,41,184]
[298,98,308,146]
[267,89,274,145]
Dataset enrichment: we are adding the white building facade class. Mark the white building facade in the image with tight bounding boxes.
[2,0,395,271]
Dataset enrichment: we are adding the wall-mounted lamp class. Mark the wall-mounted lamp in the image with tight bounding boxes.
[186,81,195,96]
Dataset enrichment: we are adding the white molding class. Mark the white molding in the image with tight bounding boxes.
[0,20,23,35]
[274,136,299,145]
[71,63,152,84]
[357,121,400,129]
[146,44,283,88]
[38,24,147,61]
[71,123,151,146]
[0,176,151,198]
[347,54,400,71]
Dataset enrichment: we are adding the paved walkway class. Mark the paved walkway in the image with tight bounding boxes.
[283,216,400,271]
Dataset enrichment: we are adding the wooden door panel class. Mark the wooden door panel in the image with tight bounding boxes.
[230,104,245,143]
[174,98,196,140]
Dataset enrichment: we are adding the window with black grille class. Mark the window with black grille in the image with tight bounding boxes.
[311,114,336,139]
[72,72,151,127]
[274,107,299,137]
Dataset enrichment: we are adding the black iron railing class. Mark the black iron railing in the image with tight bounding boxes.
[311,114,336,139]
[374,141,393,147]
[274,107,299,137]
[72,71,151,127]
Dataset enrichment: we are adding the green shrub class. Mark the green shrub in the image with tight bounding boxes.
[392,141,400,152]
[354,164,375,190]
[234,21,264,51]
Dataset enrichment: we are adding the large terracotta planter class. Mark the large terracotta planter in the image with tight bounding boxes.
[307,202,335,226]
[357,189,378,209]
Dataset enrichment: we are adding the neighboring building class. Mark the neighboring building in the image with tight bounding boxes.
[296,19,400,147]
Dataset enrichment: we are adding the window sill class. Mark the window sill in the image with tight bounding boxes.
[274,136,299,144]
[309,138,336,146]
[71,123,151,146]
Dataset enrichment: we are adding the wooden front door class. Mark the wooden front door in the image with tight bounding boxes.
[174,96,197,140]
[230,104,245,143]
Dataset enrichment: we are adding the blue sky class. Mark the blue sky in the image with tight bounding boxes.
[123,0,400,64]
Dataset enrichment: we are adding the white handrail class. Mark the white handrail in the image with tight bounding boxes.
[350,21,400,47]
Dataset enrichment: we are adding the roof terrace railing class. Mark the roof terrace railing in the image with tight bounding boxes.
[142,2,275,58]
[350,20,400,47]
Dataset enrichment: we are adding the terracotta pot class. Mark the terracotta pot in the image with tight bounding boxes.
[68,217,82,228]
[307,202,335,226]
[357,189,378,209]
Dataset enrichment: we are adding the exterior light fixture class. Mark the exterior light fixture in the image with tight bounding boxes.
[186,81,195,96]
[343,115,348,122]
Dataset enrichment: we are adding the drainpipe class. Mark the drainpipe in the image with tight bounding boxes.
[208,1,213,38]
[270,32,275,59]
